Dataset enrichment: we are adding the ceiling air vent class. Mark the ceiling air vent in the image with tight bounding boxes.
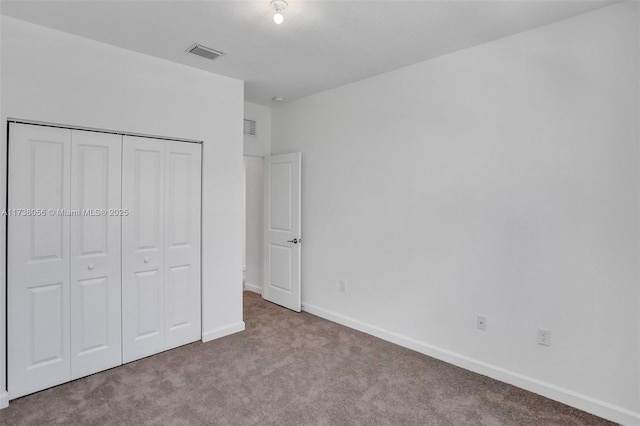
[244,119,257,136]
[186,43,224,61]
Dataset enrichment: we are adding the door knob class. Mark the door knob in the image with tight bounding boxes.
[88,264,94,270]
[287,238,300,244]
[144,257,150,263]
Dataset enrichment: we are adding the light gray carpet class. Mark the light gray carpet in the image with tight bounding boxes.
[0,291,613,425]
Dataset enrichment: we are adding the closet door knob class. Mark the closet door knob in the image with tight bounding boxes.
[144,257,150,263]
[88,264,94,270]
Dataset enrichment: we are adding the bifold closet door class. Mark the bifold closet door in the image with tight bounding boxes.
[8,124,72,399]
[164,141,201,350]
[8,124,200,397]
[70,130,122,380]
[8,124,123,398]
[122,137,202,362]
[122,136,166,363]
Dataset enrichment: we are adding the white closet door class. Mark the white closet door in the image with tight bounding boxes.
[70,130,122,379]
[122,136,166,363]
[8,123,71,398]
[164,141,201,350]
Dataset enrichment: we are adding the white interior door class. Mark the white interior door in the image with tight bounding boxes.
[122,136,165,363]
[70,130,122,380]
[164,141,202,350]
[263,153,302,312]
[8,123,71,398]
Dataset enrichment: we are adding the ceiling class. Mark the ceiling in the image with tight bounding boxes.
[1,0,615,106]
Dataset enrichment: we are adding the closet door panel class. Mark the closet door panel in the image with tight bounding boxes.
[70,130,122,380]
[122,136,165,363]
[8,123,72,399]
[164,141,201,349]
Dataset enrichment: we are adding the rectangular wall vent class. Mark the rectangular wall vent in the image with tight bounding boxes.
[186,43,224,61]
[244,119,257,136]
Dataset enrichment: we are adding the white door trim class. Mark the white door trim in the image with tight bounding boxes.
[7,118,202,145]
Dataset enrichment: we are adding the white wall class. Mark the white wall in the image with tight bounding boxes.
[243,101,271,293]
[244,156,265,294]
[0,16,245,405]
[272,4,639,425]
[244,102,271,157]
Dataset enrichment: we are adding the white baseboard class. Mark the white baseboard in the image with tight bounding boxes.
[201,321,246,343]
[244,282,262,295]
[302,302,639,426]
[0,391,8,409]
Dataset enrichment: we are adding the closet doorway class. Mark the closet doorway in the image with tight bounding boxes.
[7,121,202,399]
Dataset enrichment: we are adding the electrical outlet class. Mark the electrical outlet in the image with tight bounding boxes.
[537,328,551,346]
[477,315,487,331]
[340,280,347,292]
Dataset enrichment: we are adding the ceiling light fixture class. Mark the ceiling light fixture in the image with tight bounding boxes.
[270,0,288,25]
[272,97,286,103]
